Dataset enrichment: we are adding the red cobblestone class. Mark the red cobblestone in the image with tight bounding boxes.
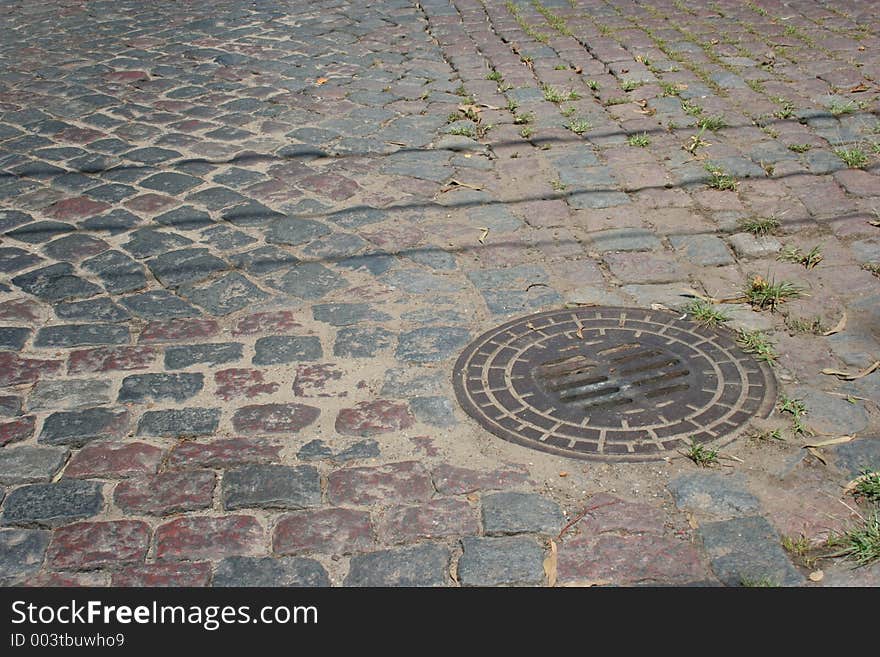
[233,311,302,336]
[114,471,216,516]
[0,299,42,322]
[379,498,479,544]
[292,363,346,397]
[124,193,177,213]
[335,400,414,436]
[328,461,433,506]
[232,403,320,434]
[155,515,265,561]
[46,521,151,570]
[46,197,109,220]
[0,352,62,386]
[273,508,374,556]
[167,437,282,469]
[67,346,157,374]
[214,368,279,401]
[138,318,219,343]
[0,415,35,446]
[431,463,531,495]
[64,442,163,479]
[111,562,213,587]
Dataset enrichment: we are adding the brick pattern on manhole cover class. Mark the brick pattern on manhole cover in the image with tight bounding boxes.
[453,307,776,462]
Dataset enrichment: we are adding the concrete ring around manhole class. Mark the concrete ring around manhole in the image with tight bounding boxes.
[452,306,777,462]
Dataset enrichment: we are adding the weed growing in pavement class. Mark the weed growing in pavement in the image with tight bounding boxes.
[706,164,737,190]
[744,275,803,311]
[788,143,812,153]
[684,439,719,467]
[738,215,780,236]
[777,244,823,269]
[853,471,880,505]
[566,118,592,135]
[825,513,880,567]
[698,114,727,132]
[627,132,651,147]
[736,329,778,363]
[834,147,868,168]
[685,299,729,327]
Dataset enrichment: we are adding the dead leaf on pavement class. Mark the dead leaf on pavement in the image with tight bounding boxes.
[848,82,870,93]
[822,312,846,336]
[807,447,827,464]
[315,76,328,85]
[821,361,880,380]
[478,227,489,244]
[544,540,558,587]
[804,435,854,448]
[809,570,824,582]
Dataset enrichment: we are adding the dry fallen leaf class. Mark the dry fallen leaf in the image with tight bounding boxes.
[848,81,870,92]
[809,570,824,582]
[821,361,880,380]
[651,303,672,311]
[559,471,569,477]
[807,447,827,464]
[478,227,489,244]
[575,326,584,339]
[315,76,328,85]
[805,435,854,448]
[822,312,846,336]
[544,539,558,587]
[869,219,880,227]
[574,65,583,74]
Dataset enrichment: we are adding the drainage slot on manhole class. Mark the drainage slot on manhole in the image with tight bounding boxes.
[452,306,777,462]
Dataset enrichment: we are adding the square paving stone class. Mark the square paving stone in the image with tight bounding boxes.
[5,220,75,244]
[253,336,323,365]
[0,446,69,485]
[344,543,451,586]
[334,327,395,358]
[668,234,735,266]
[266,217,332,246]
[54,298,130,322]
[221,200,287,227]
[699,515,804,587]
[223,465,322,510]
[180,273,269,316]
[669,472,761,519]
[213,556,329,587]
[147,248,228,288]
[164,343,243,369]
[122,229,193,259]
[0,480,103,528]
[83,251,147,294]
[39,408,129,447]
[35,323,129,347]
[0,327,30,351]
[120,291,199,318]
[230,246,299,276]
[137,408,220,438]
[140,172,203,195]
[458,536,545,586]
[42,234,109,261]
[268,262,346,299]
[0,529,50,585]
[0,247,42,274]
[28,379,112,412]
[12,263,101,302]
[396,327,471,363]
[79,209,143,235]
[118,373,204,403]
[482,492,564,535]
[155,205,213,230]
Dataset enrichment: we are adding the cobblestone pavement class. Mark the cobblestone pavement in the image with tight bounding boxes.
[0,0,878,587]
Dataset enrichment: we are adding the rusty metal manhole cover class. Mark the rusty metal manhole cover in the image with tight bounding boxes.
[453,307,776,462]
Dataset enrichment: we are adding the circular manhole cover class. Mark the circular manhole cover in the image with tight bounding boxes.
[453,306,777,462]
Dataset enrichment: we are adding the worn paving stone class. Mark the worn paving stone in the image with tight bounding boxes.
[213,556,330,587]
[830,437,880,478]
[791,385,869,436]
[668,234,735,266]
[0,247,42,274]
[669,472,762,518]
[42,234,109,261]
[232,403,320,434]
[35,323,129,347]
[482,492,564,536]
[46,520,150,570]
[334,327,395,358]
[344,543,450,587]
[164,342,243,369]
[6,220,75,244]
[112,562,213,587]
[139,318,219,343]
[39,408,129,447]
[141,172,203,196]
[115,471,216,516]
[335,400,414,436]
[588,228,663,252]
[312,303,390,326]
[118,372,204,403]
[0,528,50,585]
[0,446,68,485]
[155,515,264,561]
[0,416,36,447]
[253,335,322,365]
[274,508,374,556]
[181,272,269,316]
[137,408,220,437]
[699,515,804,587]
[381,367,444,397]
[122,229,193,259]
[1,480,103,528]
[291,363,351,398]
[557,532,710,586]
[64,442,163,479]
[380,498,479,544]
[12,263,101,302]
[230,245,299,276]
[67,346,157,374]
[120,291,199,318]
[432,464,531,496]
[297,439,334,461]
[328,461,432,506]
[223,464,321,511]
[0,396,22,417]
[334,439,380,462]
[54,298,131,322]
[268,262,346,299]
[147,248,228,288]
[396,326,471,363]
[266,217,331,246]
[215,368,279,401]
[458,536,545,587]
[167,437,281,470]
[0,326,30,350]
[728,233,782,259]
[409,396,457,427]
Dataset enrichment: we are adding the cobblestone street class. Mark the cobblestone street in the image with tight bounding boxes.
[0,0,878,586]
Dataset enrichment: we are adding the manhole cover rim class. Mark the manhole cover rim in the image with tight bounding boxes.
[452,306,778,462]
